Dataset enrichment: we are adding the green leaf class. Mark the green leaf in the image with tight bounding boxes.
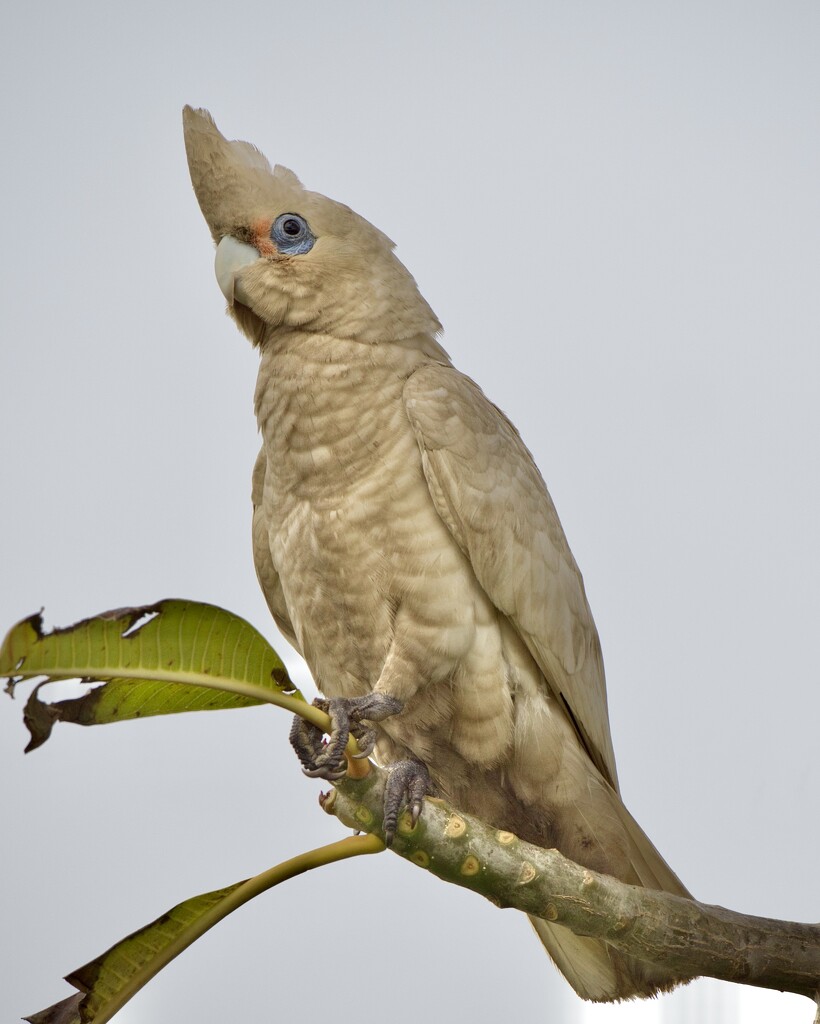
[24,835,384,1024]
[1,600,308,751]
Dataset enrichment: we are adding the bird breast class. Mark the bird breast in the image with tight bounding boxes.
[253,334,491,710]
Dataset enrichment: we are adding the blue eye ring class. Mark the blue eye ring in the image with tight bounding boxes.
[270,213,315,255]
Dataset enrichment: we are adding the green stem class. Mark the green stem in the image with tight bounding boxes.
[32,665,325,725]
[92,833,385,1024]
[31,664,357,751]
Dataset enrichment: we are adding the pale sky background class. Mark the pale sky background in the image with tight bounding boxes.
[1,3,818,1022]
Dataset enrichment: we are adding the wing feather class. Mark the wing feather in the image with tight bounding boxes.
[403,364,618,788]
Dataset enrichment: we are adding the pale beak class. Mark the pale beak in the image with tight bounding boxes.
[214,235,259,305]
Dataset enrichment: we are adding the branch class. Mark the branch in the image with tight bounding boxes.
[324,762,820,1005]
[4,602,817,1014]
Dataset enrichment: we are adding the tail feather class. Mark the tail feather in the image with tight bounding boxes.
[618,800,689,899]
[529,917,631,1002]
[531,795,691,1002]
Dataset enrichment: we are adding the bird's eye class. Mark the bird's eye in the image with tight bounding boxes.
[270,213,314,255]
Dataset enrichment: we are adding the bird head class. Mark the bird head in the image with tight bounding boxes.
[183,107,442,348]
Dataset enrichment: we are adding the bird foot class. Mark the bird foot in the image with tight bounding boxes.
[382,757,430,845]
[289,693,403,782]
[289,695,430,843]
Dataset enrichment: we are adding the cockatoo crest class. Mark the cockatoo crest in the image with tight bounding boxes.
[183,106,442,348]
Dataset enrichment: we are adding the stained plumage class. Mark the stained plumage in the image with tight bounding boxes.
[183,106,690,1002]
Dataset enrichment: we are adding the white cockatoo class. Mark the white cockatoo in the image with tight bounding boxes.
[183,106,690,1003]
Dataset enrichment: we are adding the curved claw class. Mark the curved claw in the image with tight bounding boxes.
[303,764,348,781]
[350,723,377,759]
[409,790,424,826]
